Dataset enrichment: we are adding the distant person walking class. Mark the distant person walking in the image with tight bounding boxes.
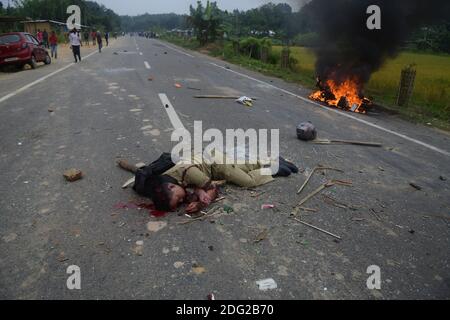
[96,31,103,53]
[69,28,82,63]
[91,30,96,46]
[105,31,109,46]
[83,31,90,46]
[36,29,43,45]
[49,31,58,59]
[42,29,49,48]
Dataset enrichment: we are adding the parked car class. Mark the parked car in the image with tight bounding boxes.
[0,32,51,70]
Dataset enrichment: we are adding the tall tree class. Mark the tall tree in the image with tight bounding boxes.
[188,1,222,45]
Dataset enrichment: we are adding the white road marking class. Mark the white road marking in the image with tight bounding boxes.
[158,93,185,130]
[144,61,151,69]
[158,41,194,58]
[209,62,450,157]
[0,50,98,105]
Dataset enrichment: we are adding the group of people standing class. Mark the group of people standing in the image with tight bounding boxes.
[36,29,58,59]
[35,28,112,63]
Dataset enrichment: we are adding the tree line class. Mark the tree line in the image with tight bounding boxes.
[1,0,121,32]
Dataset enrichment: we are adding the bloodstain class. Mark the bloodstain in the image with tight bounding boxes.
[114,202,167,217]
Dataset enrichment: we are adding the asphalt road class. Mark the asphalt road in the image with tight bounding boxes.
[0,36,449,300]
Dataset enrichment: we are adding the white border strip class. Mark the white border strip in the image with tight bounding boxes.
[158,93,185,130]
[209,62,450,157]
[0,50,98,104]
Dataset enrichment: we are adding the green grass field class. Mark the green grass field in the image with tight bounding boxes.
[273,46,450,128]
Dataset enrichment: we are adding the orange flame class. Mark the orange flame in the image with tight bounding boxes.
[310,78,369,114]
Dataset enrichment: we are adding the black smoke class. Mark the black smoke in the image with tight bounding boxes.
[303,0,450,89]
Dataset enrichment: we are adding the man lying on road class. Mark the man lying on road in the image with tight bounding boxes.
[119,150,299,214]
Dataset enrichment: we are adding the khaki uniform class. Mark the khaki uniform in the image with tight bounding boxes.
[163,151,274,189]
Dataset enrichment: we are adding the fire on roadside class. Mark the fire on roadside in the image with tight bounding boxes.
[309,77,372,114]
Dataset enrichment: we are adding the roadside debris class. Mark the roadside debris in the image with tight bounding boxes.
[194,95,258,100]
[192,263,206,275]
[187,86,201,91]
[439,176,446,181]
[256,278,277,291]
[146,221,167,232]
[297,165,344,194]
[236,96,253,107]
[223,205,234,214]
[48,108,54,113]
[148,77,153,81]
[312,139,382,147]
[175,83,182,88]
[409,182,422,190]
[178,208,219,225]
[261,204,275,210]
[293,218,342,240]
[63,169,83,182]
[297,122,317,141]
[207,293,216,300]
[293,180,352,215]
[133,241,144,256]
[253,228,269,243]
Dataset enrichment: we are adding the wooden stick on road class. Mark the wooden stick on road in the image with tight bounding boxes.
[293,218,342,240]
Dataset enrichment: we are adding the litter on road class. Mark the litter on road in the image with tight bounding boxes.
[297,165,344,194]
[297,121,317,141]
[312,139,382,147]
[63,169,83,182]
[293,218,342,240]
[256,278,277,291]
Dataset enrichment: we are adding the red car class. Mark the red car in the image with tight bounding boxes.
[0,32,51,70]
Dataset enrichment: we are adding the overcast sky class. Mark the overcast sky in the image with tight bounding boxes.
[96,0,302,16]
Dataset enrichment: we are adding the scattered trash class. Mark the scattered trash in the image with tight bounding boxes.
[48,108,54,113]
[296,122,317,141]
[175,83,182,88]
[254,228,269,243]
[178,208,218,225]
[256,278,277,291]
[369,208,382,221]
[63,169,83,182]
[293,218,342,240]
[174,261,184,269]
[57,252,69,262]
[213,196,226,203]
[261,204,275,210]
[312,139,382,147]
[207,293,216,300]
[297,165,343,194]
[146,221,167,232]
[409,229,415,234]
[192,263,206,275]
[194,95,257,100]
[133,242,144,256]
[187,87,201,91]
[409,182,422,190]
[223,205,234,214]
[293,180,352,215]
[439,176,447,181]
[148,77,153,81]
[122,177,135,189]
[236,96,253,107]
[17,142,22,146]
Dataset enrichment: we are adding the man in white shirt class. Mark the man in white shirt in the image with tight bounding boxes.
[69,28,82,63]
